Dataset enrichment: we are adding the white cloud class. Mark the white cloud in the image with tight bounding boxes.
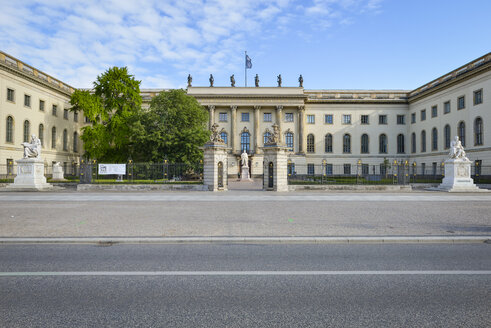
[0,0,384,88]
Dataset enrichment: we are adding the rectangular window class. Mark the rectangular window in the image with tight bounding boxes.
[52,105,57,116]
[74,111,78,122]
[421,163,426,175]
[85,116,91,123]
[7,88,15,102]
[431,105,437,118]
[307,115,315,124]
[241,112,249,122]
[219,112,227,122]
[362,164,369,175]
[24,94,31,107]
[474,89,483,105]
[378,115,387,125]
[397,115,405,125]
[325,164,333,176]
[444,101,451,114]
[458,96,465,110]
[39,100,45,111]
[264,113,272,122]
[361,115,369,124]
[285,113,294,122]
[432,162,437,176]
[307,163,315,175]
[325,114,333,124]
[421,109,426,121]
[63,109,69,120]
[342,114,351,124]
[411,113,416,124]
[343,164,351,175]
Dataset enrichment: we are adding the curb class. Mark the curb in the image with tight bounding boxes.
[0,236,490,245]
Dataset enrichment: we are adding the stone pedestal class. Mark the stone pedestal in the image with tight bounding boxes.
[262,144,289,192]
[203,142,229,191]
[52,164,66,181]
[240,165,252,181]
[437,159,480,192]
[7,158,52,191]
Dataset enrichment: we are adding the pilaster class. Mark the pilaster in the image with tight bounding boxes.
[231,105,237,153]
[297,105,305,154]
[276,105,283,143]
[254,105,261,154]
[208,105,215,130]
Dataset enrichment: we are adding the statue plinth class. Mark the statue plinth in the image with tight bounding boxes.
[437,158,480,192]
[7,158,53,191]
[240,165,252,181]
[52,164,66,181]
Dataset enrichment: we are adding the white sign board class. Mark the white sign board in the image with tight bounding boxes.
[98,164,126,175]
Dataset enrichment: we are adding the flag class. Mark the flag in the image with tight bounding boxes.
[245,54,252,69]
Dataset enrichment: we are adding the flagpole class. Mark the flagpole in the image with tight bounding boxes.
[245,51,247,87]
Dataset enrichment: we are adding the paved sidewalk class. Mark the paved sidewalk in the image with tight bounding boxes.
[0,191,490,238]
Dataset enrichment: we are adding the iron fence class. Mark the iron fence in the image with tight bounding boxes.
[287,163,491,185]
[79,161,204,184]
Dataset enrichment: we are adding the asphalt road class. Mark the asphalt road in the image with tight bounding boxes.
[1,243,490,327]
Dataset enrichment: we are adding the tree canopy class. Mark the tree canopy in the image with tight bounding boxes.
[133,89,209,163]
[70,67,143,162]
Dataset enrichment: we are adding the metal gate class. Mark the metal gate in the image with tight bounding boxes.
[218,161,224,188]
[268,162,274,188]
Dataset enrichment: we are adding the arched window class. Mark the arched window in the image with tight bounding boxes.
[444,124,451,149]
[23,120,30,143]
[325,134,332,153]
[73,132,78,153]
[397,134,405,153]
[63,129,68,151]
[343,134,351,153]
[6,116,14,143]
[51,127,56,149]
[379,134,387,154]
[421,130,426,152]
[39,124,44,147]
[361,134,369,154]
[220,131,227,145]
[240,132,250,152]
[431,128,438,151]
[285,132,294,151]
[475,117,483,146]
[263,131,271,145]
[307,134,315,153]
[458,121,466,147]
[411,133,416,153]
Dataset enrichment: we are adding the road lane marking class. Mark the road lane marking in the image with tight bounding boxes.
[1,271,491,276]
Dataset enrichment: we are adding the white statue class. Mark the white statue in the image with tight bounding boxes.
[241,150,249,167]
[22,134,41,159]
[449,136,469,161]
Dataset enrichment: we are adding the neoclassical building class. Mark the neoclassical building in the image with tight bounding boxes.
[1,50,489,178]
[0,51,84,176]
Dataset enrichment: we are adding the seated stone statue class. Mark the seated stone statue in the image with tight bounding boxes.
[449,136,468,161]
[22,134,41,159]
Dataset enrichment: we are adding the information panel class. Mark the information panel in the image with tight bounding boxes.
[98,164,126,175]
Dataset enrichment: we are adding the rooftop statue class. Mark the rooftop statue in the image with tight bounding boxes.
[230,74,235,87]
[187,74,192,87]
[298,74,303,87]
[209,74,214,87]
[255,74,259,87]
[277,74,282,87]
[449,136,469,161]
[22,134,41,159]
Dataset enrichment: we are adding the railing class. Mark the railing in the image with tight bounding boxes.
[79,161,204,184]
[287,164,491,185]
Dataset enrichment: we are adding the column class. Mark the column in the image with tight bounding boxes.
[275,105,283,143]
[208,105,215,130]
[254,105,261,154]
[230,105,237,153]
[298,105,305,154]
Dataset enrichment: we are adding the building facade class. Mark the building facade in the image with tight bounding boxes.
[1,50,489,179]
[0,51,84,176]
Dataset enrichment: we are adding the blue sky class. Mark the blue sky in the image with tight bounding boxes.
[1,0,489,90]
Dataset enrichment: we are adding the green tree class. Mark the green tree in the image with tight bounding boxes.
[70,67,142,162]
[134,89,209,163]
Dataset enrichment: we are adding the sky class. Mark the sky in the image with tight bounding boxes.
[1,0,490,90]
